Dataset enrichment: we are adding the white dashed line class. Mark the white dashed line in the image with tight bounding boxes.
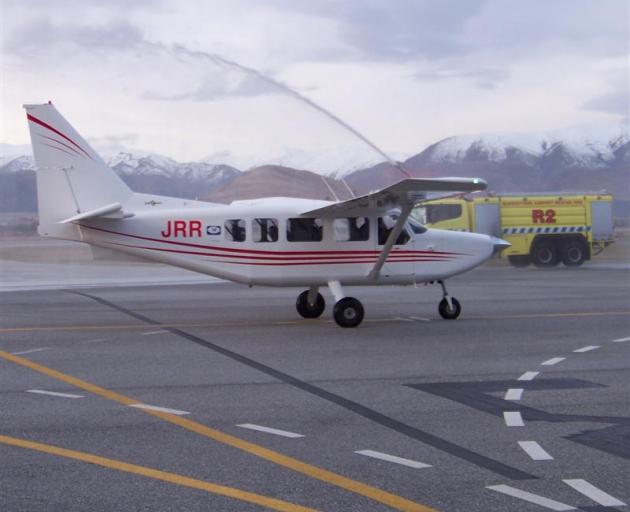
[27,389,84,399]
[236,424,304,438]
[12,347,50,355]
[487,485,575,511]
[129,404,190,415]
[355,450,431,469]
[503,411,525,427]
[141,330,168,336]
[505,388,524,401]
[541,357,566,366]
[518,441,554,460]
[407,316,431,322]
[518,371,540,381]
[612,336,630,343]
[563,479,626,507]
[573,345,600,353]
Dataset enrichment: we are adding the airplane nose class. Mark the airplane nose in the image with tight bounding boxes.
[490,236,511,255]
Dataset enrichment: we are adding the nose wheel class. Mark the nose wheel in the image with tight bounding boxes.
[437,280,461,320]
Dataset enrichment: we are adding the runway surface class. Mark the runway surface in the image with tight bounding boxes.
[1,263,629,511]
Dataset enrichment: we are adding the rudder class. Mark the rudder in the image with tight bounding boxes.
[23,102,131,239]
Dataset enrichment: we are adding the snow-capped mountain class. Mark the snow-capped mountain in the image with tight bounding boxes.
[347,124,629,197]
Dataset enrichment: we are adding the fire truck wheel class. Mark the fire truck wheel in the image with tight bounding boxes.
[333,297,364,328]
[531,240,559,267]
[296,290,326,318]
[508,255,531,267]
[438,297,461,320]
[561,239,587,267]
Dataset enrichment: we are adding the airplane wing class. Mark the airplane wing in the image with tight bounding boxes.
[299,177,487,280]
[300,177,487,217]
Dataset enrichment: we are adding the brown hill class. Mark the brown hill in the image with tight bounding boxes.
[205,165,354,203]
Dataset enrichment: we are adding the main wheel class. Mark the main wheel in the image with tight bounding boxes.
[531,241,559,267]
[438,297,461,320]
[333,297,364,328]
[560,239,587,267]
[508,255,531,267]
[296,290,325,318]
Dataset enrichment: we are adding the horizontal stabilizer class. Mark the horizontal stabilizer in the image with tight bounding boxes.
[301,177,487,217]
[59,202,132,224]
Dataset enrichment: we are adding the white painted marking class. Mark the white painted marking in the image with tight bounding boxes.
[355,450,431,469]
[487,485,575,511]
[27,389,84,399]
[12,347,50,355]
[541,357,566,366]
[395,317,414,322]
[504,411,525,427]
[236,424,304,438]
[129,404,190,416]
[612,336,630,343]
[408,316,431,322]
[518,371,540,381]
[573,345,600,353]
[505,388,524,401]
[518,441,554,460]
[141,330,168,336]
[563,479,626,507]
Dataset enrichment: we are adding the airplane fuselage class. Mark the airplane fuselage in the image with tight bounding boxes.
[77,197,494,287]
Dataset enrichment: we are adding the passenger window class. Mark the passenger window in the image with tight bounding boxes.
[287,218,323,242]
[253,218,279,243]
[378,216,410,245]
[333,217,370,242]
[224,219,246,242]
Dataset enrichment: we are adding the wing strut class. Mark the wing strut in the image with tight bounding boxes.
[368,203,413,280]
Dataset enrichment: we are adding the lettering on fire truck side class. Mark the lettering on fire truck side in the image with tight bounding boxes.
[160,220,203,238]
[532,209,556,224]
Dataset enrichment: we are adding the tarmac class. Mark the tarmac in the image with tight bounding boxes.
[0,239,629,511]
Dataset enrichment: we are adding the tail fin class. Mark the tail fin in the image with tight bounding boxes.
[23,102,131,239]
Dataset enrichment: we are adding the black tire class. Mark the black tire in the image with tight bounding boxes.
[333,297,364,328]
[296,290,325,318]
[508,255,531,267]
[438,297,461,320]
[531,240,559,267]
[560,239,587,267]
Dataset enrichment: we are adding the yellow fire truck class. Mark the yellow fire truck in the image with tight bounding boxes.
[413,192,615,267]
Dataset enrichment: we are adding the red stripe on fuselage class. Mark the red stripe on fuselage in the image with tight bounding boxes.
[27,113,93,160]
[81,224,466,258]
[108,241,452,265]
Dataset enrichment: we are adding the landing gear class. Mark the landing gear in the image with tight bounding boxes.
[296,287,325,318]
[437,280,461,320]
[329,280,364,328]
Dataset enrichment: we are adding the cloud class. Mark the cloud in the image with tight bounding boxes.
[4,18,144,57]
[144,72,280,102]
[413,67,510,89]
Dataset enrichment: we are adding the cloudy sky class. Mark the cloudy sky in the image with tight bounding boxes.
[1,0,628,171]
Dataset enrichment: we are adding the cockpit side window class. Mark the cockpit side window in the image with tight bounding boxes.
[253,218,279,243]
[377,216,410,245]
[224,219,246,242]
[287,218,323,242]
[333,217,370,242]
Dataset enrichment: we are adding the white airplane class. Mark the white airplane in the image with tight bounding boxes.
[24,102,509,327]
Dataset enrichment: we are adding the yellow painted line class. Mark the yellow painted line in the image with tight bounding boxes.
[0,351,437,512]
[0,434,315,512]
[1,310,628,333]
